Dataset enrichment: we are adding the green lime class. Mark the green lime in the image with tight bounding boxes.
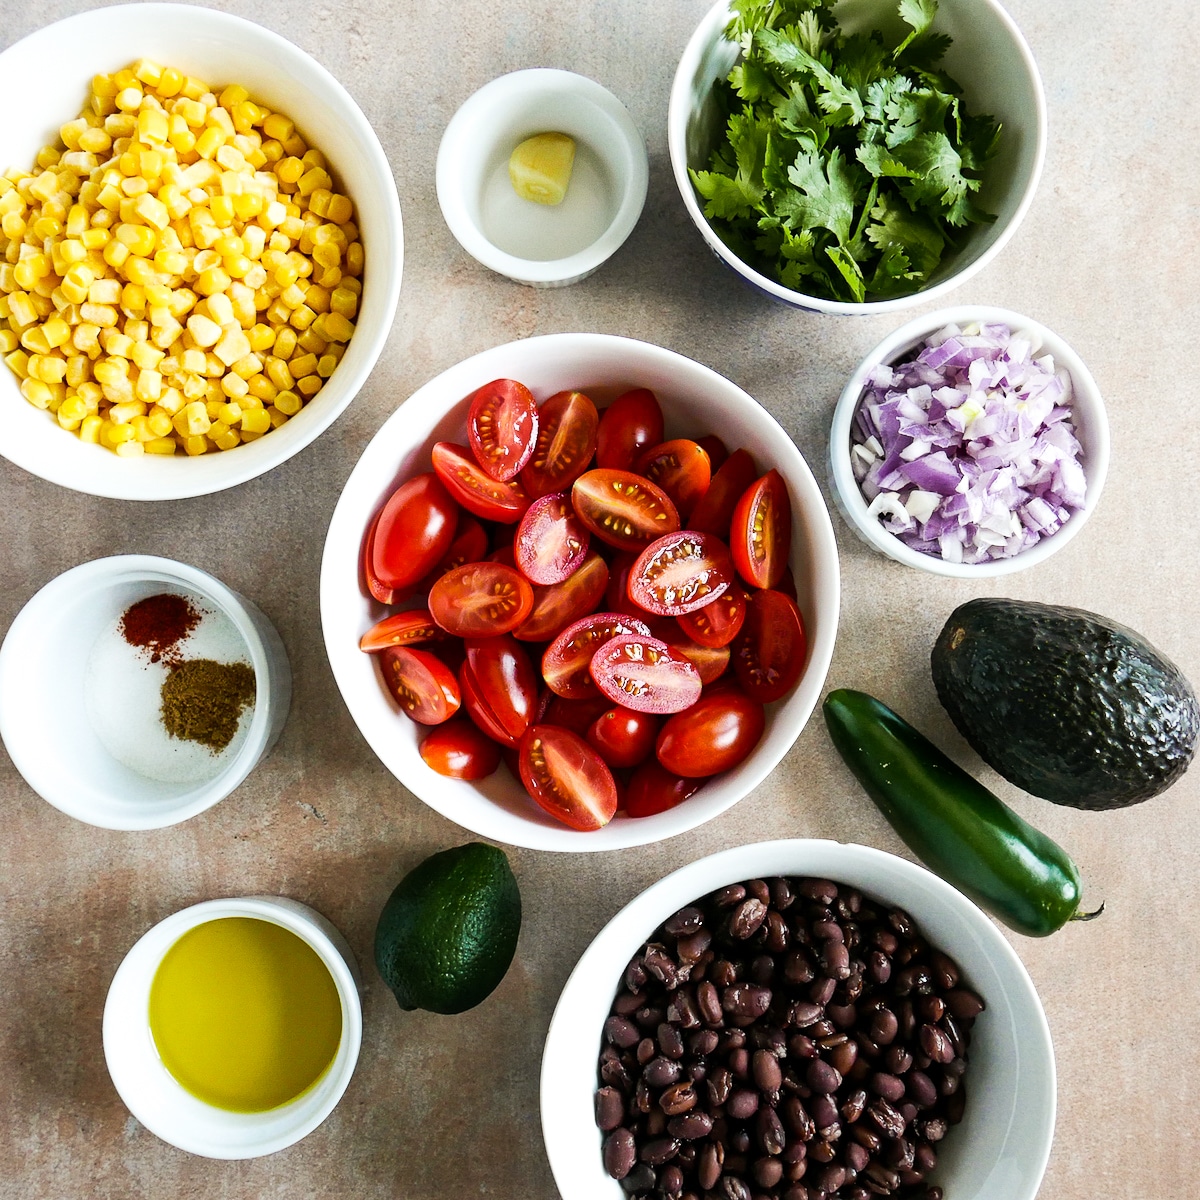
[374,842,521,1015]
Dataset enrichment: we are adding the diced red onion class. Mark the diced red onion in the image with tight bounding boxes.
[850,322,1087,564]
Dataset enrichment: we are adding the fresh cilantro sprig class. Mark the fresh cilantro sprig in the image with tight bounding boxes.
[691,0,1001,302]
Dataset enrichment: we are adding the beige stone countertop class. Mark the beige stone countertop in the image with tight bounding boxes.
[1,0,1197,1197]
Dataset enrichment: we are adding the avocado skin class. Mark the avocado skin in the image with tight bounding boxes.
[931,598,1199,810]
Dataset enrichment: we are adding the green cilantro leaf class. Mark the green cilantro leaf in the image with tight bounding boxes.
[866,194,945,276]
[894,0,938,58]
[778,147,860,244]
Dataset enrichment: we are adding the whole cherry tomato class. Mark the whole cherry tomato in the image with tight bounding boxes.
[514,492,591,585]
[429,562,534,637]
[655,690,766,777]
[519,724,618,831]
[378,647,461,725]
[731,469,792,590]
[588,633,703,714]
[732,588,807,703]
[628,531,735,617]
[419,721,502,779]
[586,706,659,769]
[432,441,529,523]
[625,761,701,817]
[596,387,664,470]
[466,378,539,482]
[370,472,459,593]
[571,469,679,550]
[520,390,599,498]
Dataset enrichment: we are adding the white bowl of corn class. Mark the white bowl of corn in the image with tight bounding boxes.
[0,3,402,499]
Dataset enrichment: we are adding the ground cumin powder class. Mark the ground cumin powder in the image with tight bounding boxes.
[160,659,257,752]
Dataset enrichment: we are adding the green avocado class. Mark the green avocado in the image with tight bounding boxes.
[931,598,1198,811]
[374,842,521,1015]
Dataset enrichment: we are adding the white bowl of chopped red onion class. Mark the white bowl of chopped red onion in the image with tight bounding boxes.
[829,306,1109,575]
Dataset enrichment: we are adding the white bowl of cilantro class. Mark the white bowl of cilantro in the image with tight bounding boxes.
[668,0,1046,314]
[828,305,1110,575]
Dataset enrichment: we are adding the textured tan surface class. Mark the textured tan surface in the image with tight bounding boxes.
[1,0,1198,1197]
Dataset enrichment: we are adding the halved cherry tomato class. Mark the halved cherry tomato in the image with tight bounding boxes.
[625,761,701,818]
[459,663,518,746]
[586,707,659,769]
[429,561,534,637]
[519,724,618,831]
[515,553,609,643]
[689,448,757,538]
[732,588,807,703]
[775,565,798,602]
[370,472,459,592]
[514,492,590,585]
[628,531,735,617]
[571,469,679,550]
[461,636,539,743]
[542,612,651,699]
[433,515,489,576]
[432,442,529,523]
[588,634,703,714]
[467,378,538,482]
[379,647,461,725]
[541,694,612,737]
[655,690,765,777]
[520,390,599,498]
[633,439,712,520]
[596,387,664,470]
[657,626,730,686]
[731,469,792,589]
[697,435,729,472]
[677,586,747,648]
[419,720,502,779]
[359,608,446,653]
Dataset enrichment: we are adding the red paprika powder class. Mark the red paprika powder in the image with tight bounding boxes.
[120,592,200,664]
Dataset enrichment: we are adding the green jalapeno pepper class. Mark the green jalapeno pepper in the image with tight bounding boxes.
[823,688,1097,937]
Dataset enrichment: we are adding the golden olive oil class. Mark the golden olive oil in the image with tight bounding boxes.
[148,917,342,1112]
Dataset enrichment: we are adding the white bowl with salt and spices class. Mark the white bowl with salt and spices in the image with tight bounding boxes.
[0,554,290,828]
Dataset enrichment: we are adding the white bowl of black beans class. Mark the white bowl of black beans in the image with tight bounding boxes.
[541,839,1055,1200]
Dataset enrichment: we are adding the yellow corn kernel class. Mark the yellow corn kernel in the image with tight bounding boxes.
[115,86,144,113]
[231,353,262,381]
[59,395,89,423]
[134,193,169,231]
[146,409,174,437]
[175,400,211,436]
[220,372,248,399]
[240,405,271,435]
[5,349,31,378]
[213,426,241,451]
[274,389,302,416]
[145,435,177,454]
[265,357,294,390]
[182,433,207,455]
[317,353,338,379]
[194,125,225,160]
[135,368,162,401]
[114,438,145,457]
[213,326,251,366]
[137,107,169,146]
[79,413,103,442]
[203,293,234,327]
[287,351,318,379]
[80,227,110,250]
[195,267,231,297]
[65,355,92,388]
[21,327,53,355]
[289,304,316,331]
[330,286,358,319]
[21,377,54,408]
[130,341,164,371]
[297,374,322,398]
[0,329,17,354]
[42,316,72,349]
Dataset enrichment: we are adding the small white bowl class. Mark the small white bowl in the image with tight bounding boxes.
[437,69,649,287]
[103,895,362,1159]
[0,4,403,500]
[829,305,1110,577]
[668,0,1046,315]
[319,333,840,852]
[541,839,1056,1200]
[0,554,290,828]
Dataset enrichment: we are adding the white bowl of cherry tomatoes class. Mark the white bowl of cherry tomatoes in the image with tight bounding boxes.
[320,333,839,851]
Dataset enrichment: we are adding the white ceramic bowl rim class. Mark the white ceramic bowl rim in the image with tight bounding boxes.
[541,838,1056,1200]
[667,0,1048,315]
[829,304,1111,577]
[102,895,362,1159]
[0,554,284,828]
[436,68,649,283]
[319,332,841,852]
[0,3,403,499]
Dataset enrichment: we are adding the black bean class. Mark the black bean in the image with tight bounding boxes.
[605,1015,641,1048]
[707,1065,733,1107]
[826,1001,856,1029]
[870,1072,905,1103]
[728,1047,750,1079]
[799,879,838,903]
[867,1098,906,1139]
[711,959,738,987]
[614,990,645,1016]
[667,1110,712,1140]
[659,1081,697,1116]
[666,988,701,1030]
[644,944,680,989]
[698,1142,724,1190]
[636,1037,656,1065]
[714,884,746,908]
[944,988,985,1019]
[905,1070,937,1109]
[809,976,836,1006]
[754,1155,784,1189]
[869,1008,898,1046]
[640,1137,680,1165]
[604,1127,636,1180]
[727,1088,760,1120]
[749,954,775,984]
[664,906,705,936]
[696,980,724,1027]
[770,877,794,910]
[915,994,945,1023]
[815,1164,846,1194]
[808,1138,837,1164]
[658,1022,685,1060]
[885,1136,915,1172]
[844,1140,869,1173]
[619,1163,655,1193]
[723,984,772,1022]
[729,898,768,940]
[678,929,713,964]
[914,1142,937,1174]
[840,1088,867,1124]
[752,1048,783,1092]
[828,1038,858,1076]
[867,950,892,985]
[721,1176,751,1200]
[885,1045,913,1075]
[919,1024,954,1064]
[809,1094,838,1130]
[806,1059,842,1094]
[757,1104,787,1155]
[918,1116,948,1143]
[596,1086,625,1131]
[688,1028,719,1056]
[625,958,648,991]
[635,1005,665,1030]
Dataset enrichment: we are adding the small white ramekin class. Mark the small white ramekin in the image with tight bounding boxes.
[103,896,362,1159]
[0,554,290,828]
[542,839,1056,1200]
[829,305,1110,577]
[437,69,649,287]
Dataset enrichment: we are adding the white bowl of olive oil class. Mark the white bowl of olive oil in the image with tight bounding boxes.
[103,896,362,1158]
[436,68,649,286]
